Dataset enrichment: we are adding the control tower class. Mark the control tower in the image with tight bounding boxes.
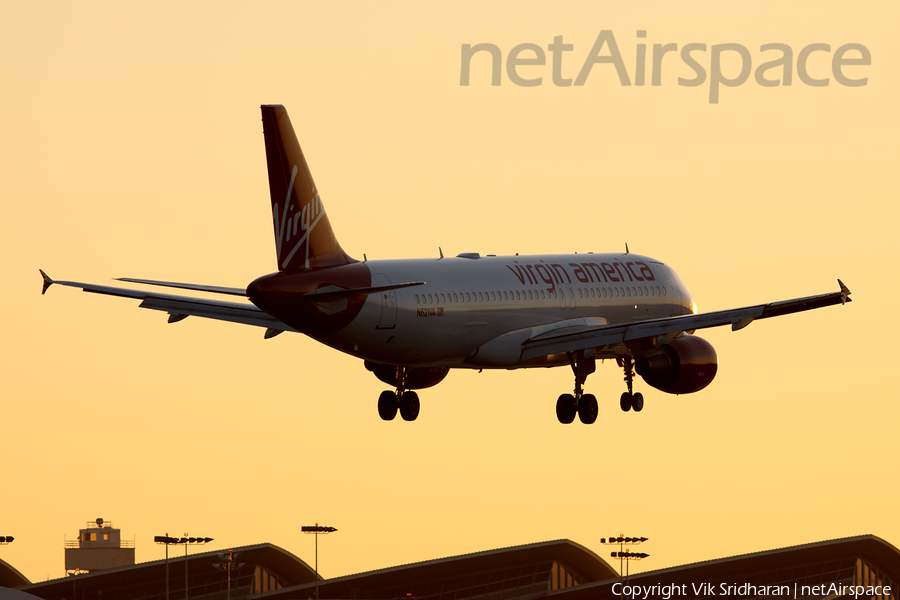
[65,518,135,574]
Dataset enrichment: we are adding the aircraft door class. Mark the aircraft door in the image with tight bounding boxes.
[372,273,397,329]
[661,265,683,316]
[560,284,576,310]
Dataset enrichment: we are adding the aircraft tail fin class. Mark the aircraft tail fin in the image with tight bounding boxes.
[261,105,355,270]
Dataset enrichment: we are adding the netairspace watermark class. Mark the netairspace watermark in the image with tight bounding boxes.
[611,581,891,599]
[459,31,871,103]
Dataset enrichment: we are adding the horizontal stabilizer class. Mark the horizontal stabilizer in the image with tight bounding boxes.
[116,278,247,297]
[303,281,425,301]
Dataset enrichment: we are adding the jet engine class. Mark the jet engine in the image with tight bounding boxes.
[634,335,718,394]
[365,361,450,390]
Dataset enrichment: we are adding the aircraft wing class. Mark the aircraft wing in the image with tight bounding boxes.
[40,270,298,337]
[520,280,851,361]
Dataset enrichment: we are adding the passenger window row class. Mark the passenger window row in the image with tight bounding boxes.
[414,285,667,305]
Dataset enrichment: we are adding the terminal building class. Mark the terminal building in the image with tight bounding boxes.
[1,533,897,600]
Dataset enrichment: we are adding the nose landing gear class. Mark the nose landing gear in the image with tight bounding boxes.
[617,357,644,413]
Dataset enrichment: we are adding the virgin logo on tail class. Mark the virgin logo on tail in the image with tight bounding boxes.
[273,165,326,269]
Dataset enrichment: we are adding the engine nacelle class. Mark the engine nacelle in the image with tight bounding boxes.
[635,336,717,394]
[365,361,449,390]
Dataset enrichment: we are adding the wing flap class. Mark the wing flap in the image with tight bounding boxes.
[137,297,297,331]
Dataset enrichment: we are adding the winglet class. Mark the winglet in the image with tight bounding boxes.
[838,279,851,305]
[39,269,53,295]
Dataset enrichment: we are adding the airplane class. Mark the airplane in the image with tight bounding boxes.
[40,104,852,424]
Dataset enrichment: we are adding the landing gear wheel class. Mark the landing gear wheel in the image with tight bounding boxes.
[378,390,398,421]
[556,394,577,424]
[620,392,632,412]
[578,394,598,424]
[632,392,644,412]
[399,391,420,421]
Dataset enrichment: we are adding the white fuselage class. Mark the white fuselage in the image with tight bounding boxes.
[315,253,695,368]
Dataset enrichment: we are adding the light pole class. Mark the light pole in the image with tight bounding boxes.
[182,536,213,600]
[155,535,213,600]
[212,550,244,600]
[155,534,176,600]
[302,524,337,600]
[600,536,648,580]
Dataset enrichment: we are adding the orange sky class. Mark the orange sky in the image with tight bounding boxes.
[1,0,897,585]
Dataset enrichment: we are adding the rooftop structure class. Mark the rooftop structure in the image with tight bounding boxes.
[64,518,135,574]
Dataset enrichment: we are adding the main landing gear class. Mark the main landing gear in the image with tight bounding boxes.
[377,367,420,422]
[555,355,646,424]
[556,352,599,425]
[556,392,598,425]
[378,390,420,421]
